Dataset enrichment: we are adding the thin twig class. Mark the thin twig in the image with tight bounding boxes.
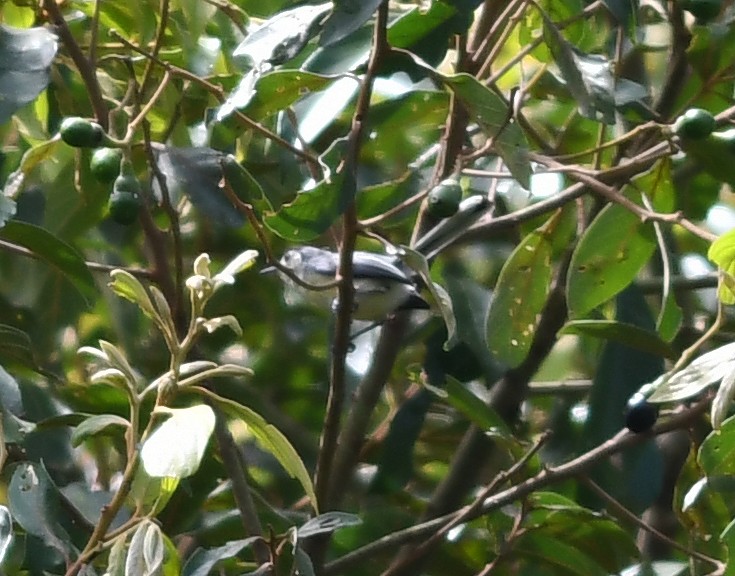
[583,477,723,568]
[323,396,712,576]
[43,0,108,130]
[316,1,391,512]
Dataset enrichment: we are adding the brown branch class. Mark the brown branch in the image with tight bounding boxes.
[316,0,391,513]
[43,0,108,130]
[323,396,712,576]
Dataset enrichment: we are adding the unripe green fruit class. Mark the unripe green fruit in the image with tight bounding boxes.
[90,148,123,183]
[59,117,104,148]
[108,159,141,225]
[681,0,722,22]
[427,178,462,218]
[673,108,716,140]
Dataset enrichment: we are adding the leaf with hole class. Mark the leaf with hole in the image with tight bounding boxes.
[486,218,554,368]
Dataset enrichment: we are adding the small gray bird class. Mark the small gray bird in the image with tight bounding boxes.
[263,246,429,321]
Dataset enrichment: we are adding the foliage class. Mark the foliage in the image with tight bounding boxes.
[2,0,735,575]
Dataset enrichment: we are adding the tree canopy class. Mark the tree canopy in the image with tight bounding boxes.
[1,0,735,575]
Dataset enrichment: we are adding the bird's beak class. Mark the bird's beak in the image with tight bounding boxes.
[260,265,277,275]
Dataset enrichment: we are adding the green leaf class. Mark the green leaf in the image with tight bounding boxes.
[0,220,96,304]
[431,375,513,440]
[560,320,676,359]
[2,138,61,202]
[320,0,381,47]
[486,217,554,368]
[567,204,655,317]
[432,73,531,188]
[712,366,735,430]
[0,24,57,124]
[196,388,319,513]
[71,414,129,447]
[0,324,36,371]
[141,405,216,479]
[699,415,735,477]
[182,538,262,576]
[8,462,74,559]
[264,138,349,241]
[232,2,331,68]
[709,226,735,304]
[109,270,158,321]
[155,146,244,228]
[542,12,615,124]
[512,532,608,576]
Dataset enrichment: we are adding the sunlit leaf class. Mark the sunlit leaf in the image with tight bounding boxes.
[141,405,216,479]
[648,342,735,403]
[708,226,735,304]
[297,512,361,538]
[232,3,332,68]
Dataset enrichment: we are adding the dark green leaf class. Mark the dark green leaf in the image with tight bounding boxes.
[0,25,57,124]
[320,0,382,47]
[8,462,74,558]
[0,324,36,371]
[154,146,244,228]
[434,375,513,440]
[70,414,128,447]
[264,138,349,241]
[182,538,262,576]
[429,73,531,187]
[512,531,608,576]
[0,220,96,304]
[486,216,555,367]
[560,320,676,359]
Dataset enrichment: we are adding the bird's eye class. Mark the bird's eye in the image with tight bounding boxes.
[282,250,300,268]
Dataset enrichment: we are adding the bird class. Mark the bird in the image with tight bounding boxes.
[263,246,430,321]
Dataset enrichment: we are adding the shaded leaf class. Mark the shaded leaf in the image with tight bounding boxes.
[0,220,96,304]
[196,388,318,512]
[712,366,735,429]
[264,138,349,241]
[8,462,74,559]
[560,320,676,359]
[542,10,615,124]
[699,415,735,477]
[430,375,513,440]
[71,414,128,447]
[182,538,262,576]
[512,531,608,576]
[320,0,381,47]
[0,25,57,124]
[0,324,36,371]
[154,146,244,228]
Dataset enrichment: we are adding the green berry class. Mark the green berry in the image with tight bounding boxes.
[427,178,462,218]
[59,116,104,148]
[673,108,716,140]
[108,159,141,225]
[90,148,123,184]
